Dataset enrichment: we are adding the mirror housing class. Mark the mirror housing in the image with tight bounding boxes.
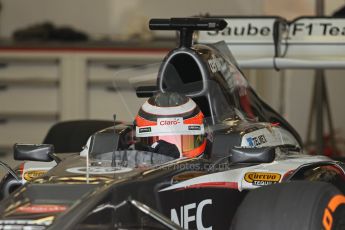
[230,146,276,164]
[89,128,119,156]
[136,86,158,98]
[14,144,54,162]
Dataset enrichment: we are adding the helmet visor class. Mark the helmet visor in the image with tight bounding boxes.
[140,134,206,158]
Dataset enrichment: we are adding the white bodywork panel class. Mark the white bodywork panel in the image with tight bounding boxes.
[22,161,57,182]
[160,155,335,192]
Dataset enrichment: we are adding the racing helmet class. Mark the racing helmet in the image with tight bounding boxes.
[135,92,206,158]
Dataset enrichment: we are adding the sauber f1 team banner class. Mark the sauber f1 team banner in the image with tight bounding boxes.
[197,17,345,68]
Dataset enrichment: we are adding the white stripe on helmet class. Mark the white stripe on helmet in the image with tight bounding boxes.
[141,98,196,115]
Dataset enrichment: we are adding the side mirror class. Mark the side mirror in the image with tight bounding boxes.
[14,144,54,162]
[89,128,119,156]
[230,146,276,164]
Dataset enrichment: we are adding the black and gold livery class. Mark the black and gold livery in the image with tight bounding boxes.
[0,18,344,230]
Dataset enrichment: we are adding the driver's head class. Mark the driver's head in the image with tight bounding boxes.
[135,92,206,158]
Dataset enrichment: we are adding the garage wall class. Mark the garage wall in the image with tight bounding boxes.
[260,0,345,152]
[0,0,345,150]
[0,0,263,38]
[0,0,114,38]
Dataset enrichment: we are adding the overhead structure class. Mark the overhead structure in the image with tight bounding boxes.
[197,17,345,69]
[197,13,345,156]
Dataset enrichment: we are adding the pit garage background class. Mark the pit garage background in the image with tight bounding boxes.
[0,0,344,176]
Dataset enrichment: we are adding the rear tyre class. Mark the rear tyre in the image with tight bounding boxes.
[231,181,345,230]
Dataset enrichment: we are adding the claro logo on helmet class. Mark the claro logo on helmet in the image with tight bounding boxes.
[158,118,183,126]
[244,172,281,186]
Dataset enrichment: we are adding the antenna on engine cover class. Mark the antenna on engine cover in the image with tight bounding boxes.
[149,18,227,48]
[111,114,117,168]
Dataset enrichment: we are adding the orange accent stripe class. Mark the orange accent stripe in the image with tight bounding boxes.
[19,162,25,177]
[183,140,206,158]
[322,208,333,230]
[184,111,204,125]
[135,115,157,127]
[328,194,345,212]
[181,182,238,190]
